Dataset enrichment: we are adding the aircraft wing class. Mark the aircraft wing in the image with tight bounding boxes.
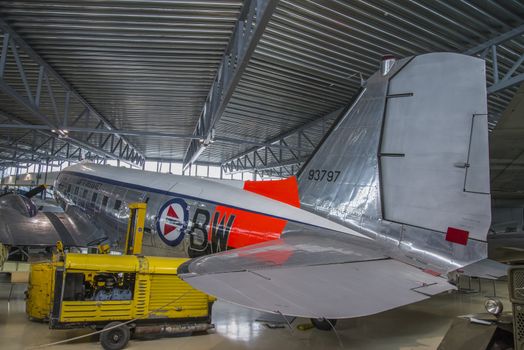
[178,230,454,319]
[0,193,105,248]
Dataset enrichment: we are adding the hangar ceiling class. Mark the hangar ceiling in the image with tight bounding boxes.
[0,1,522,179]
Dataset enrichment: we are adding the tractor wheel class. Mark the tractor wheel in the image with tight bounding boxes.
[100,322,130,350]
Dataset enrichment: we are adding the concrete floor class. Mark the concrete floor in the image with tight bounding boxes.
[0,278,510,350]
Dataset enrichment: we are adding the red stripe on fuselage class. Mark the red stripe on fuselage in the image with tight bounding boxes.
[243,176,300,208]
[210,177,300,249]
[211,206,286,248]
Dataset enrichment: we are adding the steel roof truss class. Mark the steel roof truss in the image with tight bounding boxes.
[182,0,278,169]
[0,19,145,167]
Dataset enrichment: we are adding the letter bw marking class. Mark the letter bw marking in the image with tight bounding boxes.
[211,212,236,252]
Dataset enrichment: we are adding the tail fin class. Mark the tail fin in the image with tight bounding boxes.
[298,53,491,273]
[24,184,47,199]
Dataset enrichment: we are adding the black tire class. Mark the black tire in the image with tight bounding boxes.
[310,318,337,331]
[207,302,214,323]
[100,322,130,350]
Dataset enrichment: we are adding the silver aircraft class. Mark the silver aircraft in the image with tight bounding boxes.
[0,52,492,320]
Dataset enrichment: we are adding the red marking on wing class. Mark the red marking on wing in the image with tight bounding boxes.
[164,224,176,235]
[423,269,442,277]
[167,205,178,218]
[243,176,300,207]
[446,227,469,245]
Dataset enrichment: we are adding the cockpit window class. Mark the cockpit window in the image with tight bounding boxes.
[91,192,98,203]
[82,189,88,199]
[114,199,122,211]
[67,184,71,193]
[74,186,79,195]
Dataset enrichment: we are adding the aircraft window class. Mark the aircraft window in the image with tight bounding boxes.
[91,192,98,203]
[67,184,71,193]
[74,186,79,195]
[82,189,88,198]
[124,190,146,204]
[102,196,109,208]
[114,199,122,211]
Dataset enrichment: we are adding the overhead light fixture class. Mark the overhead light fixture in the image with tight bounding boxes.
[52,129,69,138]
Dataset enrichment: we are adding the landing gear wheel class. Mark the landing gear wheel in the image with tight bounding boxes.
[310,318,337,331]
[100,322,130,350]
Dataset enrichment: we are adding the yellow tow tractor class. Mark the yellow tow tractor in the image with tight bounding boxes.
[26,203,216,350]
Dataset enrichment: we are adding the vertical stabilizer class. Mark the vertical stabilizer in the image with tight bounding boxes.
[298,53,491,272]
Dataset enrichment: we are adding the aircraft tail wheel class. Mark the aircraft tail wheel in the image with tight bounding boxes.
[310,318,337,331]
[100,322,131,350]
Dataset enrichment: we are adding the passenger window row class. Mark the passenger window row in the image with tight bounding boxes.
[61,180,125,214]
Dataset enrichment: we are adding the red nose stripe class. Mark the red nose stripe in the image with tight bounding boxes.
[446,227,469,245]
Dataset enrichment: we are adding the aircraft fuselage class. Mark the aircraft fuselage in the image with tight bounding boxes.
[53,163,357,257]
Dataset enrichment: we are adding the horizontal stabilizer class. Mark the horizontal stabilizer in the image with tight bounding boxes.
[179,233,453,319]
[459,259,507,279]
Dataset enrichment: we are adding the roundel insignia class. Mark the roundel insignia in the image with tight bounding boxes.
[156,198,189,246]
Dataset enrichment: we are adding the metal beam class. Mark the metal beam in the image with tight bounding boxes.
[0,144,56,160]
[0,19,145,166]
[0,137,103,165]
[215,135,308,151]
[464,25,524,97]
[0,110,136,167]
[185,13,524,177]
[0,80,56,127]
[182,0,278,169]
[0,157,72,166]
[0,124,197,139]
[487,73,524,94]
[464,24,524,55]
[223,22,524,177]
[147,158,220,167]
[221,108,343,176]
[224,156,308,174]
[0,124,307,151]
